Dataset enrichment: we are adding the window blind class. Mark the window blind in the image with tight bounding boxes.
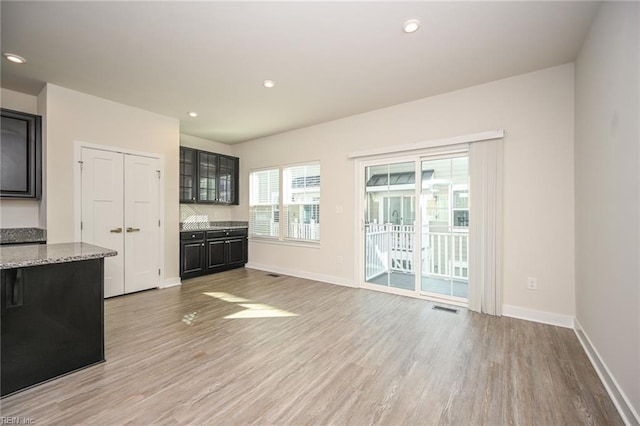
[249,169,279,238]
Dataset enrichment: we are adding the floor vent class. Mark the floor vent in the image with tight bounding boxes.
[432,305,459,314]
[266,273,281,278]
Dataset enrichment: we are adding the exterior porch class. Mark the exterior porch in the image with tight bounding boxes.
[365,223,469,299]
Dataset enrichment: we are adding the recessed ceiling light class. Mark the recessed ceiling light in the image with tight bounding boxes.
[3,53,26,64]
[187,111,198,118]
[402,19,421,34]
[263,80,275,88]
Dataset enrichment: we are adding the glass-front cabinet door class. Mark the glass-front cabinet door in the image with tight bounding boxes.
[217,155,239,205]
[179,147,196,203]
[198,151,218,203]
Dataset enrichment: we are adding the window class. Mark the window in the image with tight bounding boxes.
[284,163,320,241]
[249,169,279,238]
[249,162,321,242]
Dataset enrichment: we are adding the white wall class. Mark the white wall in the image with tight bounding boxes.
[575,2,640,421]
[235,63,576,317]
[0,88,41,228]
[179,133,234,222]
[43,84,181,282]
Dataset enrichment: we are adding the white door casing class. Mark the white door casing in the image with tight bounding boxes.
[80,148,125,297]
[80,146,161,297]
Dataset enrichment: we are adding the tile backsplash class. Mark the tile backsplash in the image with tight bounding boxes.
[179,203,232,223]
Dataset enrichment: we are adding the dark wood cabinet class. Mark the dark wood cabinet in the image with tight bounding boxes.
[206,239,226,269]
[181,232,206,276]
[180,228,248,279]
[227,237,247,267]
[217,155,239,204]
[1,108,42,199]
[179,147,239,205]
[1,259,104,396]
[179,147,197,203]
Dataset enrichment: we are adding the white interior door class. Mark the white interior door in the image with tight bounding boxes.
[81,147,125,297]
[124,154,160,293]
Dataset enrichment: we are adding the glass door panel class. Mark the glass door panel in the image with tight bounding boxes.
[364,161,416,291]
[420,156,469,300]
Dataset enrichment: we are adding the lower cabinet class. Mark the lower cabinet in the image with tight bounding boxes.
[180,228,248,279]
[1,259,104,397]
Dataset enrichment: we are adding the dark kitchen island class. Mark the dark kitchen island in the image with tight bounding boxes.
[0,242,117,397]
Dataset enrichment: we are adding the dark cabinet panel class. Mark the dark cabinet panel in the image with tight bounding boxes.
[181,241,205,275]
[1,259,104,397]
[0,109,42,199]
[179,147,238,205]
[207,240,226,269]
[227,238,247,266]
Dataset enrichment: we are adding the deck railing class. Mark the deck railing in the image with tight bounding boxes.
[287,222,320,240]
[365,223,469,281]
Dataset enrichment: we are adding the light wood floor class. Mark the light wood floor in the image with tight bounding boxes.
[1,268,622,425]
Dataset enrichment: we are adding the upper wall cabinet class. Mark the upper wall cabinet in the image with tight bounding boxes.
[180,147,239,205]
[0,108,42,199]
[179,147,197,202]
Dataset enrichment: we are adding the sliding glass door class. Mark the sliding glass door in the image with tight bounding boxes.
[364,161,416,290]
[420,156,469,301]
[362,153,469,304]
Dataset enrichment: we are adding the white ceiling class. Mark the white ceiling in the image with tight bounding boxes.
[1,1,599,144]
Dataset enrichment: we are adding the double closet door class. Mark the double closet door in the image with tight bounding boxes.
[80,147,161,298]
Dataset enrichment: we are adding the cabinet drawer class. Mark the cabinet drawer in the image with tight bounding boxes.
[206,229,247,239]
[180,231,204,241]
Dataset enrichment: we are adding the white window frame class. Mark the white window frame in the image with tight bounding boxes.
[249,161,321,245]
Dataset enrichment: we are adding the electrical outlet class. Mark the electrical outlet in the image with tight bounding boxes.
[527,277,538,290]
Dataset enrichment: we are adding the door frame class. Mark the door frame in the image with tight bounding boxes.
[355,146,470,306]
[73,141,165,283]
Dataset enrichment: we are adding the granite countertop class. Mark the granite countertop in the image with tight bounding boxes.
[0,243,117,269]
[180,221,248,231]
[0,228,47,245]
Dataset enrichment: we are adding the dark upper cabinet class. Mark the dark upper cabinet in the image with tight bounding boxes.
[179,147,238,205]
[0,109,42,199]
[217,155,239,204]
[179,147,197,203]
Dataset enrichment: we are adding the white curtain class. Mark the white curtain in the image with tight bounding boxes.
[468,138,504,316]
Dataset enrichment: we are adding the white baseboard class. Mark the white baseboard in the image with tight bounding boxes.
[160,277,181,289]
[574,319,640,426]
[246,262,356,288]
[502,304,575,328]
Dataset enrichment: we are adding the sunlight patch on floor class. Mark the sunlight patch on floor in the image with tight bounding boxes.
[203,292,251,303]
[202,292,298,319]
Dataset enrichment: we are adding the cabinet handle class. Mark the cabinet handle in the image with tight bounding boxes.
[4,269,23,308]
[201,243,205,247]
[110,228,123,233]
[126,227,141,233]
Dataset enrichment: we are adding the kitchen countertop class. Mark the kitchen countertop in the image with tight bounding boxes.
[0,227,47,245]
[180,221,248,231]
[0,242,117,269]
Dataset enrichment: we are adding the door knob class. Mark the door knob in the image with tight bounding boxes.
[126,227,141,232]
[110,228,123,233]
